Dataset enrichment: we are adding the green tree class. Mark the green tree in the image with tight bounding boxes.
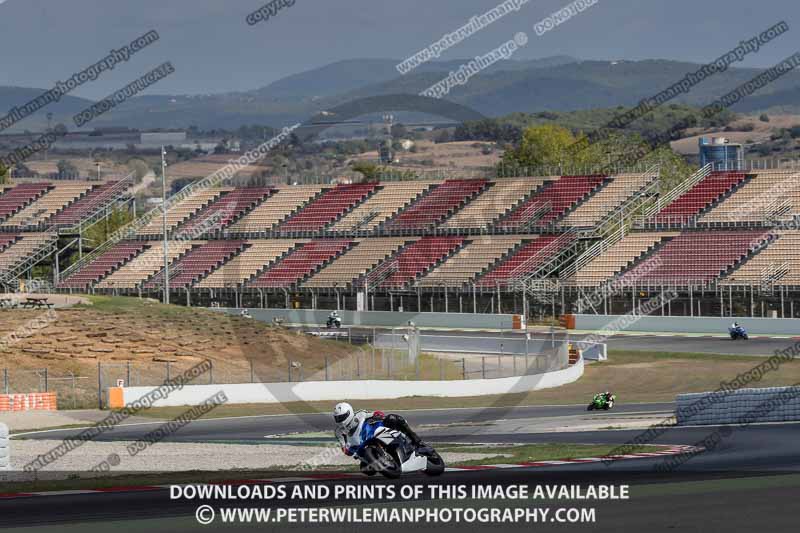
[501,124,604,171]
[84,208,134,249]
[350,161,381,181]
[0,162,8,185]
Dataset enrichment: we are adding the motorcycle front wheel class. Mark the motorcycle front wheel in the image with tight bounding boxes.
[587,403,594,411]
[362,444,402,479]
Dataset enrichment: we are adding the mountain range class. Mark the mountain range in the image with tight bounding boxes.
[2,56,799,132]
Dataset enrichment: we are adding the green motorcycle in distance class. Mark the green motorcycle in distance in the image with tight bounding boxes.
[587,393,616,411]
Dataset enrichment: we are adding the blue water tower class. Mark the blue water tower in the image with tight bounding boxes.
[699,137,743,170]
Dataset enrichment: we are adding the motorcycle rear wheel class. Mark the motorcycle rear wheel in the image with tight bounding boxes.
[424,451,445,476]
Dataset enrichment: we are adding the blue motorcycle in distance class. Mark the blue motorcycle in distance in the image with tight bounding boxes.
[729,325,749,340]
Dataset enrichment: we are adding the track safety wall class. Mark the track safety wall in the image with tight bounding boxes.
[215,308,525,330]
[571,314,800,335]
[0,423,9,471]
[676,386,800,425]
[111,354,583,408]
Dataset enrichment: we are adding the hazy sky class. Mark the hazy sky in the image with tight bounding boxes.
[1,0,798,98]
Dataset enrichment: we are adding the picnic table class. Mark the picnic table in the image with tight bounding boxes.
[20,296,54,309]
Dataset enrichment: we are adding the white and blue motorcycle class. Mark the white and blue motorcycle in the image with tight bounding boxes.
[354,419,445,479]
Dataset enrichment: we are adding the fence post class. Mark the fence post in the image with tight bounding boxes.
[44,368,48,393]
[497,354,501,378]
[461,358,466,380]
[126,361,131,387]
[166,362,171,382]
[250,360,255,383]
[97,361,103,410]
[324,356,329,381]
[3,369,8,395]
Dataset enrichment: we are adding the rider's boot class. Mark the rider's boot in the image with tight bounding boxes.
[385,414,434,455]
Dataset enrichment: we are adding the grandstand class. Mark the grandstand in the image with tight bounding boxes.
[0,177,132,289]
[9,165,800,318]
[2,182,93,229]
[646,170,748,227]
[495,175,607,230]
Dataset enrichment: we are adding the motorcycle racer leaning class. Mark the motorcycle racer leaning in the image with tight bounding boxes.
[333,402,433,464]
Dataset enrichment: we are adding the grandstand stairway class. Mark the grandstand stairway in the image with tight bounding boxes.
[48,178,133,230]
[475,234,576,288]
[0,233,59,288]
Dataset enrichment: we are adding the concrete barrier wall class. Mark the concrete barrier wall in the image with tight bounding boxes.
[215,308,523,330]
[676,386,800,425]
[116,357,584,408]
[375,333,558,356]
[0,423,9,471]
[579,343,607,361]
[573,314,800,335]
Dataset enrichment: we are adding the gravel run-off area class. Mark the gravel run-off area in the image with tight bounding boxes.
[5,439,502,479]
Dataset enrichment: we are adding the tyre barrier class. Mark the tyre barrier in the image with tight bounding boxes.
[676,386,800,425]
[0,423,9,471]
[0,393,58,412]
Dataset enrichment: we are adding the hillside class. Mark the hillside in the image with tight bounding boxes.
[2,57,800,132]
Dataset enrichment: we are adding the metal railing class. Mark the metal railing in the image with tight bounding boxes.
[0,235,59,287]
[641,163,712,221]
[506,230,577,284]
[560,224,627,281]
[57,173,135,234]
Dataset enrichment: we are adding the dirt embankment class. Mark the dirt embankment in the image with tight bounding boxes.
[0,297,356,406]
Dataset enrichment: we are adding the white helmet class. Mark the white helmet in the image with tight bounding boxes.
[333,402,356,431]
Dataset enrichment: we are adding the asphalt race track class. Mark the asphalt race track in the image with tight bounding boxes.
[4,403,800,531]
[344,327,797,357]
